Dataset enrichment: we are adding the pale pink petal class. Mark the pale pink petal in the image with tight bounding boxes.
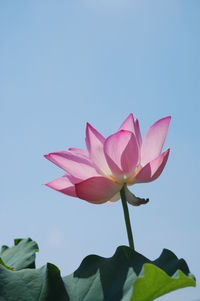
[134,118,142,148]
[45,175,77,197]
[75,176,122,204]
[108,192,121,202]
[119,113,135,133]
[119,114,142,149]
[141,116,171,166]
[135,149,170,183]
[104,130,139,180]
[44,151,100,180]
[85,123,111,175]
[68,147,89,158]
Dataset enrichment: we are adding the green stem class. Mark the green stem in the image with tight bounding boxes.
[120,185,134,250]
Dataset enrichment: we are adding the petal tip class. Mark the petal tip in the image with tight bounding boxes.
[154,115,171,128]
[127,112,134,119]
[86,122,96,137]
[165,148,170,156]
[44,153,51,160]
[86,122,93,131]
[163,115,171,124]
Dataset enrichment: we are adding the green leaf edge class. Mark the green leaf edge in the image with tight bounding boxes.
[0,258,14,271]
[14,237,40,253]
[130,263,196,301]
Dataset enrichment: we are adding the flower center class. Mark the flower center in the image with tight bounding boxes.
[105,165,142,186]
[126,165,142,185]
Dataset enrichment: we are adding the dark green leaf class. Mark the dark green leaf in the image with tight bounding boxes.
[0,263,69,301]
[0,240,196,301]
[63,246,195,301]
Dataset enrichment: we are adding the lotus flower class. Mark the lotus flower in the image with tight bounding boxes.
[45,114,170,205]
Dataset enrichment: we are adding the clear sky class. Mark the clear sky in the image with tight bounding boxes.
[1,1,200,300]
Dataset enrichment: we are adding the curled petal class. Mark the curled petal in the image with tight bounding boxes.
[85,123,111,175]
[104,130,139,180]
[124,185,149,206]
[141,116,171,166]
[135,149,170,183]
[45,175,77,197]
[75,176,122,204]
[44,151,100,180]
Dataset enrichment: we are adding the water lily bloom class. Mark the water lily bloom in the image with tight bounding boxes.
[45,114,170,205]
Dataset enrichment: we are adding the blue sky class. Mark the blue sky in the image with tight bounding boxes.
[1,1,200,300]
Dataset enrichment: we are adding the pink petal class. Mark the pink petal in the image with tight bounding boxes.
[85,123,111,175]
[134,118,142,149]
[68,147,89,158]
[135,149,170,183]
[119,114,142,149]
[141,116,171,166]
[104,130,139,180]
[44,151,100,180]
[45,175,77,197]
[75,176,122,204]
[119,113,135,133]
